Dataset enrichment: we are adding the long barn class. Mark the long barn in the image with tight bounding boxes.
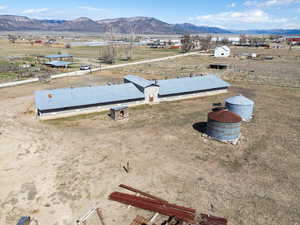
[35,75,230,120]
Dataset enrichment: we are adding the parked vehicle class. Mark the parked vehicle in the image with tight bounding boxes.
[80,65,91,70]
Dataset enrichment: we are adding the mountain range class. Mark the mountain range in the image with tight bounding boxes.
[0,15,299,35]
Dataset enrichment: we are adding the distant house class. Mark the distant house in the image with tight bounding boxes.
[286,35,300,42]
[286,35,300,45]
[214,46,230,58]
[44,61,73,68]
[38,54,73,64]
[43,54,73,61]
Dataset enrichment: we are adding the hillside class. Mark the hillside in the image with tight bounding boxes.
[0,15,299,34]
[0,15,230,34]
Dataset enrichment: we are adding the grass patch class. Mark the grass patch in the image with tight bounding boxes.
[23,56,35,63]
[144,48,181,53]
[0,61,13,66]
[0,72,17,78]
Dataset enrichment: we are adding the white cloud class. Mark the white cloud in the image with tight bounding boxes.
[245,0,300,7]
[0,5,7,9]
[228,3,236,7]
[22,8,49,14]
[196,10,286,23]
[78,6,105,11]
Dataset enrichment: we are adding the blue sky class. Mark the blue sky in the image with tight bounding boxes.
[0,0,300,29]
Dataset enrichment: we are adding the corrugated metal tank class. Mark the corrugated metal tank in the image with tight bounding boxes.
[225,95,254,121]
[206,110,242,142]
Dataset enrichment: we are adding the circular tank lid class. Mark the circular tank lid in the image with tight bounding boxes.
[225,95,254,105]
[208,110,242,123]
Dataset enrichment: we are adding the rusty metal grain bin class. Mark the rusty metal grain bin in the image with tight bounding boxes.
[225,95,254,121]
[206,110,242,142]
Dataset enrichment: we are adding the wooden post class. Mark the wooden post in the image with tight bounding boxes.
[96,208,106,225]
[150,213,159,223]
[77,207,105,225]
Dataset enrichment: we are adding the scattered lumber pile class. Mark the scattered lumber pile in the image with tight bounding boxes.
[109,184,228,225]
[130,215,157,225]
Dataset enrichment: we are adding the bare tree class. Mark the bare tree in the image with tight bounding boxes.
[99,45,116,64]
[220,38,230,45]
[181,34,193,53]
[8,34,17,43]
[200,35,212,51]
[123,25,135,60]
[99,26,117,64]
[239,34,247,45]
[288,41,293,51]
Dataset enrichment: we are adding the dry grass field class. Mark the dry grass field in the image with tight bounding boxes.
[0,38,181,82]
[0,45,299,225]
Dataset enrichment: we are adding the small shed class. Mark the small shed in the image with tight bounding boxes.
[209,64,228,70]
[214,46,230,58]
[44,61,73,68]
[110,106,129,121]
[43,54,73,61]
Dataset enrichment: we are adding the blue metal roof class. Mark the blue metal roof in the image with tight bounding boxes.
[124,75,155,88]
[286,36,300,38]
[44,54,73,59]
[35,83,144,111]
[157,75,230,96]
[45,61,73,67]
[225,95,254,105]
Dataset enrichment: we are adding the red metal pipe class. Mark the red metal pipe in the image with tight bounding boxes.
[109,192,227,225]
[112,198,194,222]
[109,192,196,223]
[111,192,196,213]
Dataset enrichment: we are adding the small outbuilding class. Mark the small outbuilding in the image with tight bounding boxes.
[42,54,73,62]
[225,95,254,121]
[44,61,73,68]
[110,106,129,121]
[209,64,228,70]
[214,46,230,58]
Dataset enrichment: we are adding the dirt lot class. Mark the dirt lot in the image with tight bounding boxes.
[0,47,299,225]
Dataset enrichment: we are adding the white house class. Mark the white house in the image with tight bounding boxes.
[214,46,231,58]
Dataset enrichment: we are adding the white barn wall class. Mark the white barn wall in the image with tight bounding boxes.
[38,100,145,120]
[214,46,230,58]
[159,89,228,102]
[144,86,160,104]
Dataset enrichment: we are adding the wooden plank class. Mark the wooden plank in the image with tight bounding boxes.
[119,184,167,202]
[130,215,157,225]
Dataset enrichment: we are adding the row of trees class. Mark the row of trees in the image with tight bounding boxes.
[98,27,135,64]
[181,34,212,52]
[99,43,134,64]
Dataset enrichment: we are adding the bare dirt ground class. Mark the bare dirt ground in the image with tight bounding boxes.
[0,47,300,225]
